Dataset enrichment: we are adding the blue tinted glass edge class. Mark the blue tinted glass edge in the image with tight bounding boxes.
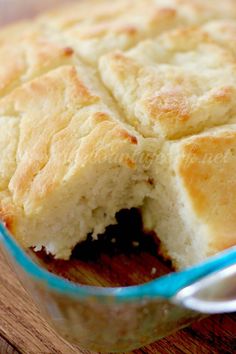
[1,223,236,301]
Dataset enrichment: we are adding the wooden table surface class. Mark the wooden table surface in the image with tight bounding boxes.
[0,248,236,354]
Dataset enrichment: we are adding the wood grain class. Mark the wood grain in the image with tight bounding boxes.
[0,335,19,354]
[0,250,83,354]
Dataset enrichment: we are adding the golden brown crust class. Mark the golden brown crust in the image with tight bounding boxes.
[38,0,179,58]
[38,0,236,65]
[202,20,236,57]
[99,26,236,139]
[0,25,78,98]
[175,126,236,252]
[0,62,147,216]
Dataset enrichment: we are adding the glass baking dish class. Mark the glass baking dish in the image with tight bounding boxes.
[1,223,236,352]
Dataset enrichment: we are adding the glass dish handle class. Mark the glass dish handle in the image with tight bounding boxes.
[173,263,236,314]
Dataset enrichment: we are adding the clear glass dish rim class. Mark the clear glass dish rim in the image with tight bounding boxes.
[1,223,236,302]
